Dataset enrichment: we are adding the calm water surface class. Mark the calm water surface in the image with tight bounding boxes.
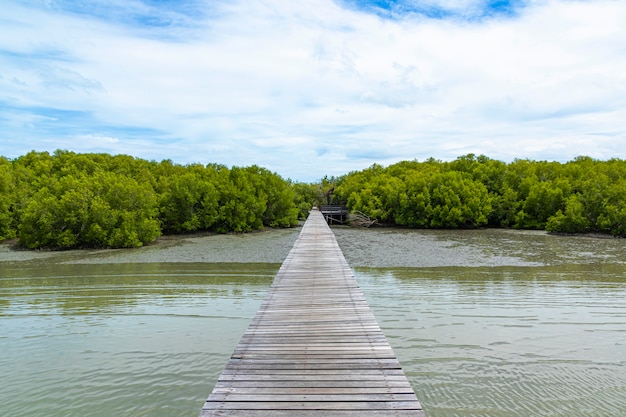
[1,228,625,416]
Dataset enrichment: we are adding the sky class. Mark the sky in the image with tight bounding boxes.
[1,0,625,182]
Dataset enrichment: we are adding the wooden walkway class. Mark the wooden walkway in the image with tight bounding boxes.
[199,209,425,417]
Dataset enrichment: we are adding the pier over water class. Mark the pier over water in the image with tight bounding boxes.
[199,209,425,416]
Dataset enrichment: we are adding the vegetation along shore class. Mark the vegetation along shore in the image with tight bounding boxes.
[0,150,624,250]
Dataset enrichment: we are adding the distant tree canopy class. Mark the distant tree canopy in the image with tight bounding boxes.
[1,151,625,249]
[330,154,626,237]
[0,150,298,248]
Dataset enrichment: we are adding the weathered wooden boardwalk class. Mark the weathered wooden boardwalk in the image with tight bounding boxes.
[199,209,425,417]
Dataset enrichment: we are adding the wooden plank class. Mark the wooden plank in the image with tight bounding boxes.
[212,381,414,389]
[224,359,404,369]
[198,210,425,416]
[200,411,425,417]
[202,401,422,410]
[219,373,408,380]
[210,387,417,395]
[207,394,420,402]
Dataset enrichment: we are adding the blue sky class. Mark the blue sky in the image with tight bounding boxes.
[1,0,625,181]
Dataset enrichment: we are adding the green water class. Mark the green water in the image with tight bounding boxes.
[358,266,626,416]
[1,228,625,416]
[0,262,276,416]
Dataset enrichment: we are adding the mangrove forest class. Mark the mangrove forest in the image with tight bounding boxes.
[0,151,625,249]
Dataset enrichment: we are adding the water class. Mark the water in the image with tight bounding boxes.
[0,263,276,417]
[1,228,625,416]
[357,266,626,416]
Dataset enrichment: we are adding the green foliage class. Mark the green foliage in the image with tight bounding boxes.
[292,182,322,219]
[428,172,491,228]
[515,180,566,229]
[346,173,404,223]
[0,157,16,240]
[158,170,219,233]
[596,179,626,236]
[488,186,519,227]
[157,163,297,234]
[214,166,263,232]
[4,150,298,249]
[3,150,626,248]
[546,195,590,234]
[332,154,626,236]
[18,172,160,249]
[337,160,490,229]
[257,168,299,228]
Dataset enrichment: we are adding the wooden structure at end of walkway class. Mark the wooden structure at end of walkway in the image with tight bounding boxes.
[199,209,425,416]
[320,205,349,225]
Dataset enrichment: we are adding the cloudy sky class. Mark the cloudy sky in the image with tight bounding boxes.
[1,0,625,181]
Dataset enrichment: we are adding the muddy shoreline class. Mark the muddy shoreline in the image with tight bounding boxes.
[0,226,303,265]
[2,224,623,268]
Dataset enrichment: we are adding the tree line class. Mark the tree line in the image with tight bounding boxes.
[1,151,625,249]
[0,150,300,248]
[329,154,626,237]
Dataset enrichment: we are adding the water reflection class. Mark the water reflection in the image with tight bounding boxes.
[356,266,626,417]
[0,262,275,417]
[1,226,625,417]
[0,263,276,315]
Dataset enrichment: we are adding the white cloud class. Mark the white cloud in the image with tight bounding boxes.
[76,133,119,145]
[1,0,625,180]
